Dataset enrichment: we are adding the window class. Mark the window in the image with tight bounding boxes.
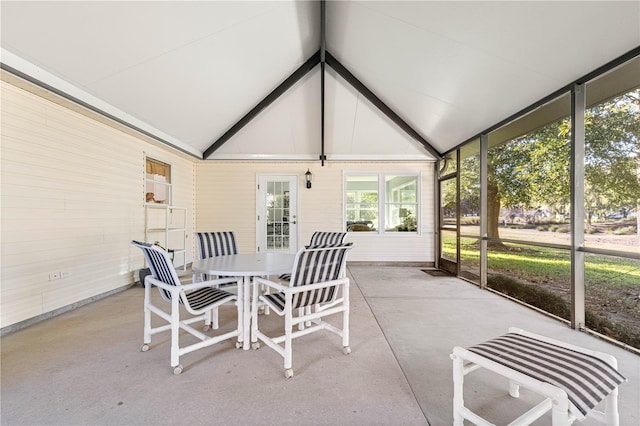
[145,157,172,205]
[345,173,419,234]
[346,175,378,232]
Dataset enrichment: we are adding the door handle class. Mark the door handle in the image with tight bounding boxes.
[290,221,297,224]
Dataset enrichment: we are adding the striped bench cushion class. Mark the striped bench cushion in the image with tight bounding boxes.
[467,333,626,417]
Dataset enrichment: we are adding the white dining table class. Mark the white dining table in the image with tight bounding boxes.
[191,252,296,350]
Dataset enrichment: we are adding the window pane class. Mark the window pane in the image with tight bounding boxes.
[145,157,171,204]
[487,243,571,321]
[385,175,418,232]
[440,150,457,176]
[487,93,571,246]
[585,254,640,349]
[583,82,639,255]
[460,140,480,237]
[440,178,456,228]
[441,229,456,263]
[346,175,378,232]
[460,236,480,284]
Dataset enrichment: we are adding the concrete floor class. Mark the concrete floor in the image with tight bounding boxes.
[1,266,638,425]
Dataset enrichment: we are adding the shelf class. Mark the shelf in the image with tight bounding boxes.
[145,204,187,270]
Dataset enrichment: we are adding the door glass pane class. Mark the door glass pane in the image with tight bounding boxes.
[440,178,456,229]
[266,180,290,251]
[441,229,457,263]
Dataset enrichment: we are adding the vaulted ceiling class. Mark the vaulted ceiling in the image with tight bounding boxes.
[2,1,639,161]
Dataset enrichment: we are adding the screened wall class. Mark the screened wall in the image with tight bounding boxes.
[439,53,640,351]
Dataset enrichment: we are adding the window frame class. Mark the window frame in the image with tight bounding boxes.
[344,171,421,235]
[145,156,173,205]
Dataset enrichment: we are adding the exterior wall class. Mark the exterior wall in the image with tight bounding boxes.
[0,80,196,328]
[196,161,435,262]
[0,77,435,329]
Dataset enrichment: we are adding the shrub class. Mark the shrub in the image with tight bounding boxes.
[613,226,636,235]
[549,225,559,232]
[536,225,549,231]
[556,227,569,233]
[488,274,640,349]
[488,275,570,319]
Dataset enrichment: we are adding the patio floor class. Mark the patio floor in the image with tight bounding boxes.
[1,266,637,425]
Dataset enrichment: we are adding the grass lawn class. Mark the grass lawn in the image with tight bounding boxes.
[442,233,640,348]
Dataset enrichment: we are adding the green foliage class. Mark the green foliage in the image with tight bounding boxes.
[613,226,637,235]
[464,90,640,238]
[488,274,640,348]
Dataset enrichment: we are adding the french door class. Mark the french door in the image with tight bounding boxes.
[256,175,299,253]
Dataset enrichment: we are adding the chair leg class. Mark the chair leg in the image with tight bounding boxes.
[212,306,219,329]
[342,282,350,350]
[170,296,181,370]
[143,283,152,345]
[297,308,305,330]
[551,396,570,426]
[284,306,293,376]
[605,387,620,426]
[451,353,465,426]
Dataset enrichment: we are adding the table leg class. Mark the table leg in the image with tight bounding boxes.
[243,276,251,350]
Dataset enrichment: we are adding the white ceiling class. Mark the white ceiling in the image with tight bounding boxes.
[1,1,639,160]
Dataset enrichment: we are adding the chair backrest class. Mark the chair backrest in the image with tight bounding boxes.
[289,243,353,309]
[131,240,181,302]
[195,232,238,260]
[309,231,348,246]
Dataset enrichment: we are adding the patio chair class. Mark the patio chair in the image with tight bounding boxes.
[451,327,626,426]
[132,240,242,375]
[195,231,238,260]
[278,231,348,281]
[251,243,353,378]
[194,231,239,328]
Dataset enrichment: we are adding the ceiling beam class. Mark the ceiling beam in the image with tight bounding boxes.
[320,0,326,166]
[203,50,321,159]
[325,51,441,160]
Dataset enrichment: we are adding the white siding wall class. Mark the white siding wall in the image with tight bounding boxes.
[1,80,196,328]
[1,77,436,330]
[196,161,435,262]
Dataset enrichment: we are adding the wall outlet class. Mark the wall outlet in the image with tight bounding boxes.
[48,272,60,281]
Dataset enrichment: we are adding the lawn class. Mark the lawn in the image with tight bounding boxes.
[443,232,640,348]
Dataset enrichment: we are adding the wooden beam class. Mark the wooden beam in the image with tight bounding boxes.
[203,50,321,159]
[325,51,441,160]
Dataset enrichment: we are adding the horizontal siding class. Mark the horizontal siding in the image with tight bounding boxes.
[196,161,435,262]
[1,80,195,328]
[1,77,435,330]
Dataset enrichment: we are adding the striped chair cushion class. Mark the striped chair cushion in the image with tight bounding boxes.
[265,243,353,312]
[184,287,236,310]
[467,333,626,417]
[133,240,235,309]
[136,241,181,302]
[277,232,348,281]
[195,232,238,259]
[309,231,348,246]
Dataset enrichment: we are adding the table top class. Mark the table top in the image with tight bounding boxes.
[191,252,296,276]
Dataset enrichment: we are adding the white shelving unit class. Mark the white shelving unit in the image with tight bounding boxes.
[145,204,187,270]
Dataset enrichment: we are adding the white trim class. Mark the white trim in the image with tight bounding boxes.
[207,153,437,161]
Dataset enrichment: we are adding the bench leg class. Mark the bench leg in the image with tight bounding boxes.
[452,353,465,426]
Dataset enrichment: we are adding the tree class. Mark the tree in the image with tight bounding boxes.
[473,89,639,242]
